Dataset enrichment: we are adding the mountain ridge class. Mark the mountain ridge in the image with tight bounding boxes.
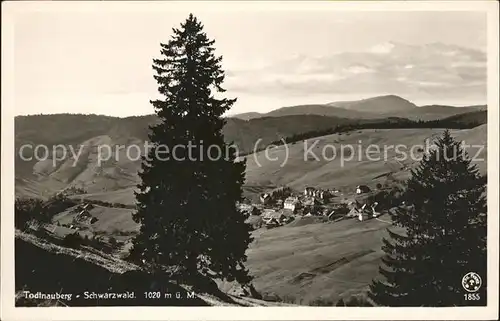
[230,95,485,121]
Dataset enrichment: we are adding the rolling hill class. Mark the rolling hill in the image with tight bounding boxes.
[230,112,263,121]
[263,104,375,119]
[328,94,417,113]
[14,113,358,200]
[242,125,487,201]
[15,109,487,202]
[231,95,486,121]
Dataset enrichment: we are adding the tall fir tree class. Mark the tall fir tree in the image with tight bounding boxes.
[129,14,253,285]
[369,130,487,306]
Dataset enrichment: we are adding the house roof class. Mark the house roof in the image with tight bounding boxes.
[284,197,300,204]
[263,211,286,219]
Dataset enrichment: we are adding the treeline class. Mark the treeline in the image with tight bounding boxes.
[15,194,78,230]
[15,194,136,231]
[267,116,485,148]
[84,199,136,209]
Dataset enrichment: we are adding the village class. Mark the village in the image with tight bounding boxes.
[240,184,391,230]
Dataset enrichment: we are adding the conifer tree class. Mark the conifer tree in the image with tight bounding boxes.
[129,14,253,285]
[369,130,487,306]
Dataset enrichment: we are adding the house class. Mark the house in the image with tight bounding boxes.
[347,206,361,218]
[358,204,368,221]
[318,190,332,200]
[239,203,259,216]
[82,203,94,210]
[350,201,380,221]
[74,209,91,223]
[356,185,371,194]
[284,196,301,211]
[370,202,381,218]
[260,193,271,204]
[303,197,320,207]
[304,187,316,196]
[262,210,286,222]
[265,218,281,229]
[346,200,362,217]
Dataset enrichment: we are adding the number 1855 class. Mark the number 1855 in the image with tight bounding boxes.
[464,293,480,301]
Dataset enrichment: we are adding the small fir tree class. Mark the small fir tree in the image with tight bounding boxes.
[369,130,487,306]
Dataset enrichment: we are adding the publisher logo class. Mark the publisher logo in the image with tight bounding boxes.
[462,272,482,293]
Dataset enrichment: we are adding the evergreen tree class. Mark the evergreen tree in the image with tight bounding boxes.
[369,130,487,306]
[129,14,252,285]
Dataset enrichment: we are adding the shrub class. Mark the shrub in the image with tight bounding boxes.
[46,194,77,213]
[108,236,118,246]
[62,232,83,248]
[15,198,46,230]
[367,186,405,210]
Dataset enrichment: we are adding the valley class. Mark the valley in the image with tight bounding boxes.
[13,95,488,306]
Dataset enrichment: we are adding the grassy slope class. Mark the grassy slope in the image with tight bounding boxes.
[52,204,138,234]
[38,125,487,213]
[244,214,400,304]
[15,231,294,307]
[243,126,487,202]
[14,114,378,200]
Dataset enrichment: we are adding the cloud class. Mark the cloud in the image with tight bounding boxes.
[225,42,486,102]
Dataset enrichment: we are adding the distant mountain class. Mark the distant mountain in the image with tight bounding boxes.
[223,114,355,153]
[263,104,374,119]
[230,95,485,121]
[400,105,486,121]
[328,95,417,113]
[229,112,263,121]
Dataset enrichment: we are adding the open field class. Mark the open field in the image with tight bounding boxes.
[52,204,138,234]
[243,214,397,304]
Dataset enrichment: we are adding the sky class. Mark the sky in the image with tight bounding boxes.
[13,6,487,117]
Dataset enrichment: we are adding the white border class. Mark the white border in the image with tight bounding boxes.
[1,1,499,320]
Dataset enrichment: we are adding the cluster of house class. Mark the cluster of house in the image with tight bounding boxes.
[261,209,295,228]
[346,200,381,221]
[245,184,379,229]
[72,203,98,225]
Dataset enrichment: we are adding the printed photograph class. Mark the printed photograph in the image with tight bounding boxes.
[2,1,497,315]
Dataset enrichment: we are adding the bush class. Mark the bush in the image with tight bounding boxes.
[367,186,405,210]
[108,236,118,246]
[62,232,83,248]
[45,194,77,215]
[15,198,46,230]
